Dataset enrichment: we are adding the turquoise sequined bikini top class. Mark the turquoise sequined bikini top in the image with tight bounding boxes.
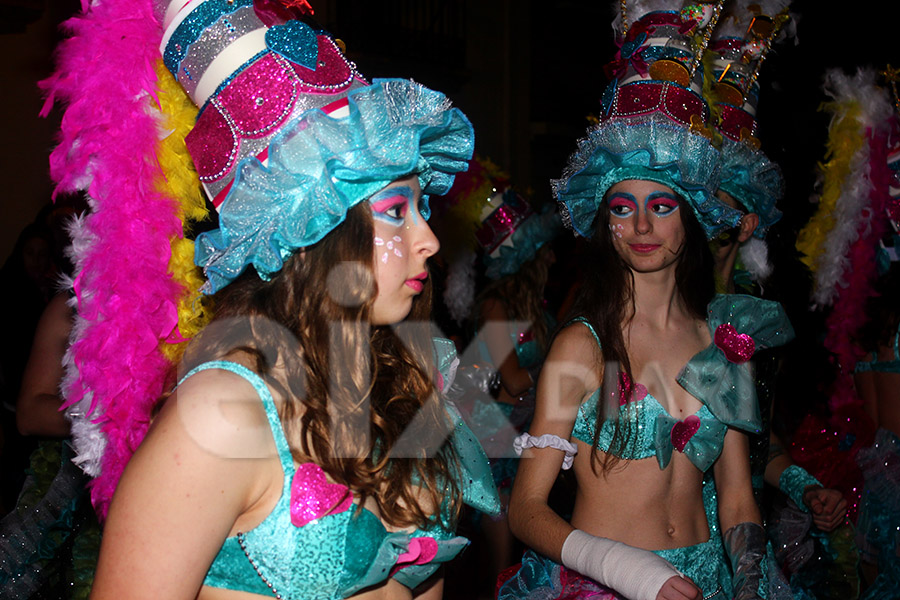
[569,294,794,472]
[573,382,728,471]
[192,346,499,598]
[855,325,900,374]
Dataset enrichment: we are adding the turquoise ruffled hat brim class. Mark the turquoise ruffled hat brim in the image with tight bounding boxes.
[553,113,742,240]
[195,78,475,294]
[718,138,784,238]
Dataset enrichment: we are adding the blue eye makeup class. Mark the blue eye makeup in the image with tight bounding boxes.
[418,195,431,221]
[608,193,637,218]
[646,192,680,218]
[370,186,416,225]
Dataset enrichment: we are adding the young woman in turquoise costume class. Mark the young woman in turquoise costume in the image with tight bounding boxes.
[56,0,502,598]
[850,80,900,599]
[498,2,793,599]
[707,7,851,597]
[471,202,560,495]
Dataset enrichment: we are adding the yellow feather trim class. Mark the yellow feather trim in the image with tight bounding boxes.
[795,101,864,272]
[153,60,211,363]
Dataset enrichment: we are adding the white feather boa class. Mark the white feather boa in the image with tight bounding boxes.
[811,69,895,307]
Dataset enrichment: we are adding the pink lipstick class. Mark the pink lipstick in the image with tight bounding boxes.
[405,272,427,292]
[629,244,661,254]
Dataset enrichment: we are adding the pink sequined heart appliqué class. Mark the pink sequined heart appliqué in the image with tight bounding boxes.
[290,463,353,527]
[714,323,755,363]
[618,372,649,406]
[671,415,701,452]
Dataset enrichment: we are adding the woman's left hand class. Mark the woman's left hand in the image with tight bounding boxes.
[802,486,848,531]
[656,575,701,600]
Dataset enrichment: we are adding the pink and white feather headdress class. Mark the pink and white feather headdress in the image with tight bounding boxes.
[42,0,210,516]
[795,67,900,410]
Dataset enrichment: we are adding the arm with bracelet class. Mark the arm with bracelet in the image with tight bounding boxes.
[507,324,697,600]
[766,435,848,531]
[480,298,536,403]
[714,428,767,600]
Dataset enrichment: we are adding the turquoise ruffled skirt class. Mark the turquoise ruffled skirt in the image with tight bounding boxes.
[497,533,731,600]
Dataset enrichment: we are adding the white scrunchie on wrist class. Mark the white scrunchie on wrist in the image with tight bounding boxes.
[560,529,682,600]
[514,433,578,469]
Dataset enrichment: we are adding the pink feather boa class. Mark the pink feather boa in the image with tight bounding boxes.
[40,0,183,518]
[824,128,893,412]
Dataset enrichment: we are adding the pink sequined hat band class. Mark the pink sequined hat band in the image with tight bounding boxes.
[475,190,534,256]
[606,81,708,129]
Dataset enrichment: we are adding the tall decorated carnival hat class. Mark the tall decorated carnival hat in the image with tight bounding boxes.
[706,0,793,279]
[42,0,474,515]
[553,0,742,240]
[437,156,562,324]
[708,0,791,234]
[476,191,562,281]
[156,0,475,295]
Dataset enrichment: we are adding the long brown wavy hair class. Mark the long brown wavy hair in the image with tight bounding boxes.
[564,192,714,474]
[182,202,460,528]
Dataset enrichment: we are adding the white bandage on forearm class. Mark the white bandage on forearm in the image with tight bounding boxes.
[560,529,681,600]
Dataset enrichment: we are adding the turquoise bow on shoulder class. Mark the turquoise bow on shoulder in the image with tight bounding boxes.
[677,294,795,434]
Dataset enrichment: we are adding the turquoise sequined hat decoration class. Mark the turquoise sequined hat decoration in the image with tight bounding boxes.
[154,0,475,294]
[716,140,783,238]
[554,113,731,240]
[553,0,743,241]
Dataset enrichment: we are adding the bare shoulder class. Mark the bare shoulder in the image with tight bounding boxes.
[547,320,603,372]
[43,292,73,327]
[531,321,603,426]
[28,293,73,353]
[119,364,284,524]
[167,364,279,461]
[93,365,280,599]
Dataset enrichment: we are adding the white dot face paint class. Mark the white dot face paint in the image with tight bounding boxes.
[373,235,405,264]
[368,177,439,326]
